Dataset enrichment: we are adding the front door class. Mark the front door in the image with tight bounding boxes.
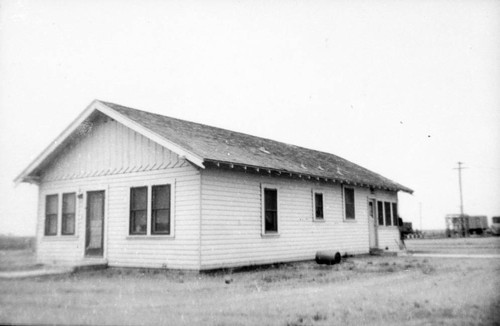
[85,191,105,257]
[368,199,378,249]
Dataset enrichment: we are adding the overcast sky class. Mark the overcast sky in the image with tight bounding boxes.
[1,0,499,235]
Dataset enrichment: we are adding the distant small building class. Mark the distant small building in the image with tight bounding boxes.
[445,214,488,236]
[15,100,413,270]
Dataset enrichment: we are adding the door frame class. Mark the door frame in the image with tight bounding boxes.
[85,190,106,258]
[368,198,378,249]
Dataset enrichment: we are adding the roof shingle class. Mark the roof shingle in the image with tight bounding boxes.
[102,101,413,193]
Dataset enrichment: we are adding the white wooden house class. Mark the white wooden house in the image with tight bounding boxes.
[15,100,413,270]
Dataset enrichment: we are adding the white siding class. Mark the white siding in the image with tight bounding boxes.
[200,169,371,270]
[36,117,201,269]
[42,114,188,182]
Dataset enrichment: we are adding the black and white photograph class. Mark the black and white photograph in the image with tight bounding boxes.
[0,0,499,325]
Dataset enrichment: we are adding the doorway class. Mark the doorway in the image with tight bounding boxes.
[368,199,378,249]
[85,191,105,257]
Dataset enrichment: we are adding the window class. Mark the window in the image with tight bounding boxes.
[62,193,76,235]
[263,188,278,233]
[130,187,147,235]
[129,183,174,236]
[344,187,355,219]
[45,195,58,236]
[377,201,397,227]
[151,185,171,235]
[314,192,324,220]
[392,203,398,226]
[377,201,384,225]
[384,202,392,226]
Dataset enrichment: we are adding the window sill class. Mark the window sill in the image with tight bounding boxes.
[313,219,326,223]
[126,235,175,240]
[343,219,357,223]
[42,236,79,241]
[261,232,280,238]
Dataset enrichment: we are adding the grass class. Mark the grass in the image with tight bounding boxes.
[0,235,35,250]
[0,237,499,325]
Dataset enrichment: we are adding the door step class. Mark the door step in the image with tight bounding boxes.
[369,248,398,256]
[72,260,108,272]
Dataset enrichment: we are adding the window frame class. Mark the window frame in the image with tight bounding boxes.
[127,180,175,238]
[44,194,59,236]
[261,184,279,236]
[384,201,392,226]
[377,200,398,227]
[377,201,384,226]
[343,186,356,221]
[151,184,171,235]
[129,186,148,235]
[392,202,399,226]
[61,192,76,236]
[312,190,325,221]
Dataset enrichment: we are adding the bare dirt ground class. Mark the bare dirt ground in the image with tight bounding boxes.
[0,237,499,326]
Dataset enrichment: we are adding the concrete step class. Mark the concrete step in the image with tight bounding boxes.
[0,260,108,279]
[0,267,74,279]
[369,248,398,256]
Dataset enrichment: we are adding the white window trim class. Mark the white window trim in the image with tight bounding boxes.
[261,183,280,237]
[42,188,80,239]
[342,185,356,222]
[312,189,325,222]
[127,179,176,239]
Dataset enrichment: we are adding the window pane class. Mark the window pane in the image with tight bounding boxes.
[152,185,170,210]
[131,187,147,210]
[315,193,324,219]
[62,214,75,235]
[377,201,384,225]
[264,189,277,210]
[265,211,278,232]
[46,195,58,215]
[392,203,398,226]
[48,215,57,235]
[152,209,170,234]
[131,210,147,234]
[344,188,355,219]
[63,193,76,214]
[385,202,392,226]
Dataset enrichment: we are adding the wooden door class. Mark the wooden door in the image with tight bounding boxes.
[85,191,105,257]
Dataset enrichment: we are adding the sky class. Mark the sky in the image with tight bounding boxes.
[0,0,499,235]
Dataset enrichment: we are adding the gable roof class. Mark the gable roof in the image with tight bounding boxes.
[15,100,413,193]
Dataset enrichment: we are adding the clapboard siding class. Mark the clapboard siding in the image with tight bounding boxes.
[42,113,188,182]
[37,167,201,269]
[36,116,201,269]
[200,169,371,269]
[377,228,400,251]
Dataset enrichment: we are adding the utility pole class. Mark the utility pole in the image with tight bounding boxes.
[454,162,467,236]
